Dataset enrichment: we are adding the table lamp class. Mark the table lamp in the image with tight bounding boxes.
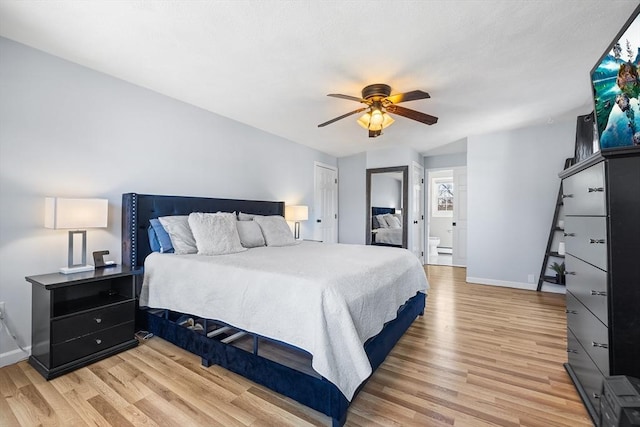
[285,205,308,240]
[45,197,108,274]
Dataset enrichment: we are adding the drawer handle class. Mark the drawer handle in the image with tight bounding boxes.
[565,309,578,314]
[566,271,576,275]
[590,290,607,297]
[562,194,574,199]
[563,232,575,237]
[95,339,102,345]
[94,318,102,324]
[588,187,604,193]
[589,239,605,244]
[593,393,601,399]
[567,348,578,354]
[591,342,608,349]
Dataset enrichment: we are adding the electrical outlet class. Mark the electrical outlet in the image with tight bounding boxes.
[528,274,535,284]
[0,301,5,319]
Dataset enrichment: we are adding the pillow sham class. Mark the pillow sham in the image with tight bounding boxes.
[236,220,266,248]
[372,216,380,229]
[254,215,297,247]
[188,212,246,255]
[149,218,174,253]
[237,212,255,221]
[147,226,161,252]
[384,213,402,229]
[158,215,197,254]
[375,214,389,228]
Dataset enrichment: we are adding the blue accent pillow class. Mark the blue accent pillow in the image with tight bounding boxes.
[148,225,161,252]
[150,218,174,253]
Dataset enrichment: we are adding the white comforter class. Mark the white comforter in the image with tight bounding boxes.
[139,241,428,400]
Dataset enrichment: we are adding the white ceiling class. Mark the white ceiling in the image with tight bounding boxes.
[1,1,638,158]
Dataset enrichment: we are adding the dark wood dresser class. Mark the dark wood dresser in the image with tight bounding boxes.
[26,266,140,379]
[560,149,640,424]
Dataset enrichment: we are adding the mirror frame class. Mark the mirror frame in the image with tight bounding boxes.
[366,165,409,248]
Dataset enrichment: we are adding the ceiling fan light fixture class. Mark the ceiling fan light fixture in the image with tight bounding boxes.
[357,109,394,132]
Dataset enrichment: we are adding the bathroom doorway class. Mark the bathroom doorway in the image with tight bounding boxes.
[427,167,467,267]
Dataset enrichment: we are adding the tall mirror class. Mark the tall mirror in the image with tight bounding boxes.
[366,166,408,248]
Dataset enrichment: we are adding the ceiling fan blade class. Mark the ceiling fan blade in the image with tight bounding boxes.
[385,90,431,104]
[327,93,368,103]
[318,107,368,127]
[385,104,438,125]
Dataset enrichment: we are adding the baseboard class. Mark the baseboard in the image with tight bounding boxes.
[466,276,566,294]
[0,346,30,368]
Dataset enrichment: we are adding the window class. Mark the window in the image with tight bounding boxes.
[432,178,453,217]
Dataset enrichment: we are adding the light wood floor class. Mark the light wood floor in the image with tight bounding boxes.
[0,265,592,426]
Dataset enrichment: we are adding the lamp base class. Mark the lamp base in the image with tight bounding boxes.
[59,265,95,274]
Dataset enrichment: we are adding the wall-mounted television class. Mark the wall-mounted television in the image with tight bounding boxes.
[590,4,640,152]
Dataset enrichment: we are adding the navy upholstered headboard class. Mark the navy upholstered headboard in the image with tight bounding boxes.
[121,193,284,268]
[371,207,396,216]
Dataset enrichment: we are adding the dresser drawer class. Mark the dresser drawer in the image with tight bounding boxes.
[567,292,609,376]
[564,216,608,271]
[566,254,608,326]
[567,329,604,417]
[563,161,606,216]
[52,301,135,345]
[51,321,134,367]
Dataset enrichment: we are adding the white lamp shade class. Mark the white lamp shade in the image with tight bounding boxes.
[45,197,108,229]
[285,205,309,221]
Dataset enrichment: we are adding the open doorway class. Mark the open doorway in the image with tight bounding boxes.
[427,167,467,266]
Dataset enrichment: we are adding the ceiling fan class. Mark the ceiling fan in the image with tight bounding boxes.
[318,83,438,138]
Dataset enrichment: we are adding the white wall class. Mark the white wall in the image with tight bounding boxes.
[0,38,336,365]
[337,152,366,244]
[466,120,577,291]
[370,174,401,208]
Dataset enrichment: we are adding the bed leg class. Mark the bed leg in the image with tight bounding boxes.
[201,358,212,367]
[332,412,347,427]
[253,335,259,355]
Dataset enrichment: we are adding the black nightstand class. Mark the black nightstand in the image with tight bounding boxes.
[25,266,141,380]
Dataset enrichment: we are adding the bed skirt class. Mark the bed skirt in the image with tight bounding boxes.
[138,291,425,427]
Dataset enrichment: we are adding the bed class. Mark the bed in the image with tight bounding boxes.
[122,193,428,426]
[371,206,403,246]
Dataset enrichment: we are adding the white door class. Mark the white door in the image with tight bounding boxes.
[452,167,467,266]
[411,162,425,264]
[314,163,338,243]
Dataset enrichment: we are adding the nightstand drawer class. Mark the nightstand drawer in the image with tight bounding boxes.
[563,161,606,216]
[567,329,604,417]
[564,216,608,271]
[567,292,609,376]
[51,321,134,367]
[52,301,135,344]
[566,254,608,325]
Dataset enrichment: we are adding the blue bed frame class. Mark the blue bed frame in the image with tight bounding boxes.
[121,193,426,426]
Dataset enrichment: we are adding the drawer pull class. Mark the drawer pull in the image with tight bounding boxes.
[591,342,608,349]
[593,393,601,399]
[565,309,578,314]
[563,232,575,237]
[562,194,574,199]
[590,290,607,297]
[567,348,578,354]
[566,271,576,275]
[94,318,102,324]
[588,187,604,193]
[589,239,605,244]
[95,339,102,345]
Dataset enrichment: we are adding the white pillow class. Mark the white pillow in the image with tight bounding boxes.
[375,214,389,228]
[386,214,402,229]
[158,215,197,254]
[237,212,255,221]
[254,215,297,247]
[236,220,266,248]
[188,212,246,255]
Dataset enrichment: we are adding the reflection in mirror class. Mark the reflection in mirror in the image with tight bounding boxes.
[366,166,408,248]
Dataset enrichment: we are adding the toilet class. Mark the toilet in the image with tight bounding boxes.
[428,237,440,256]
